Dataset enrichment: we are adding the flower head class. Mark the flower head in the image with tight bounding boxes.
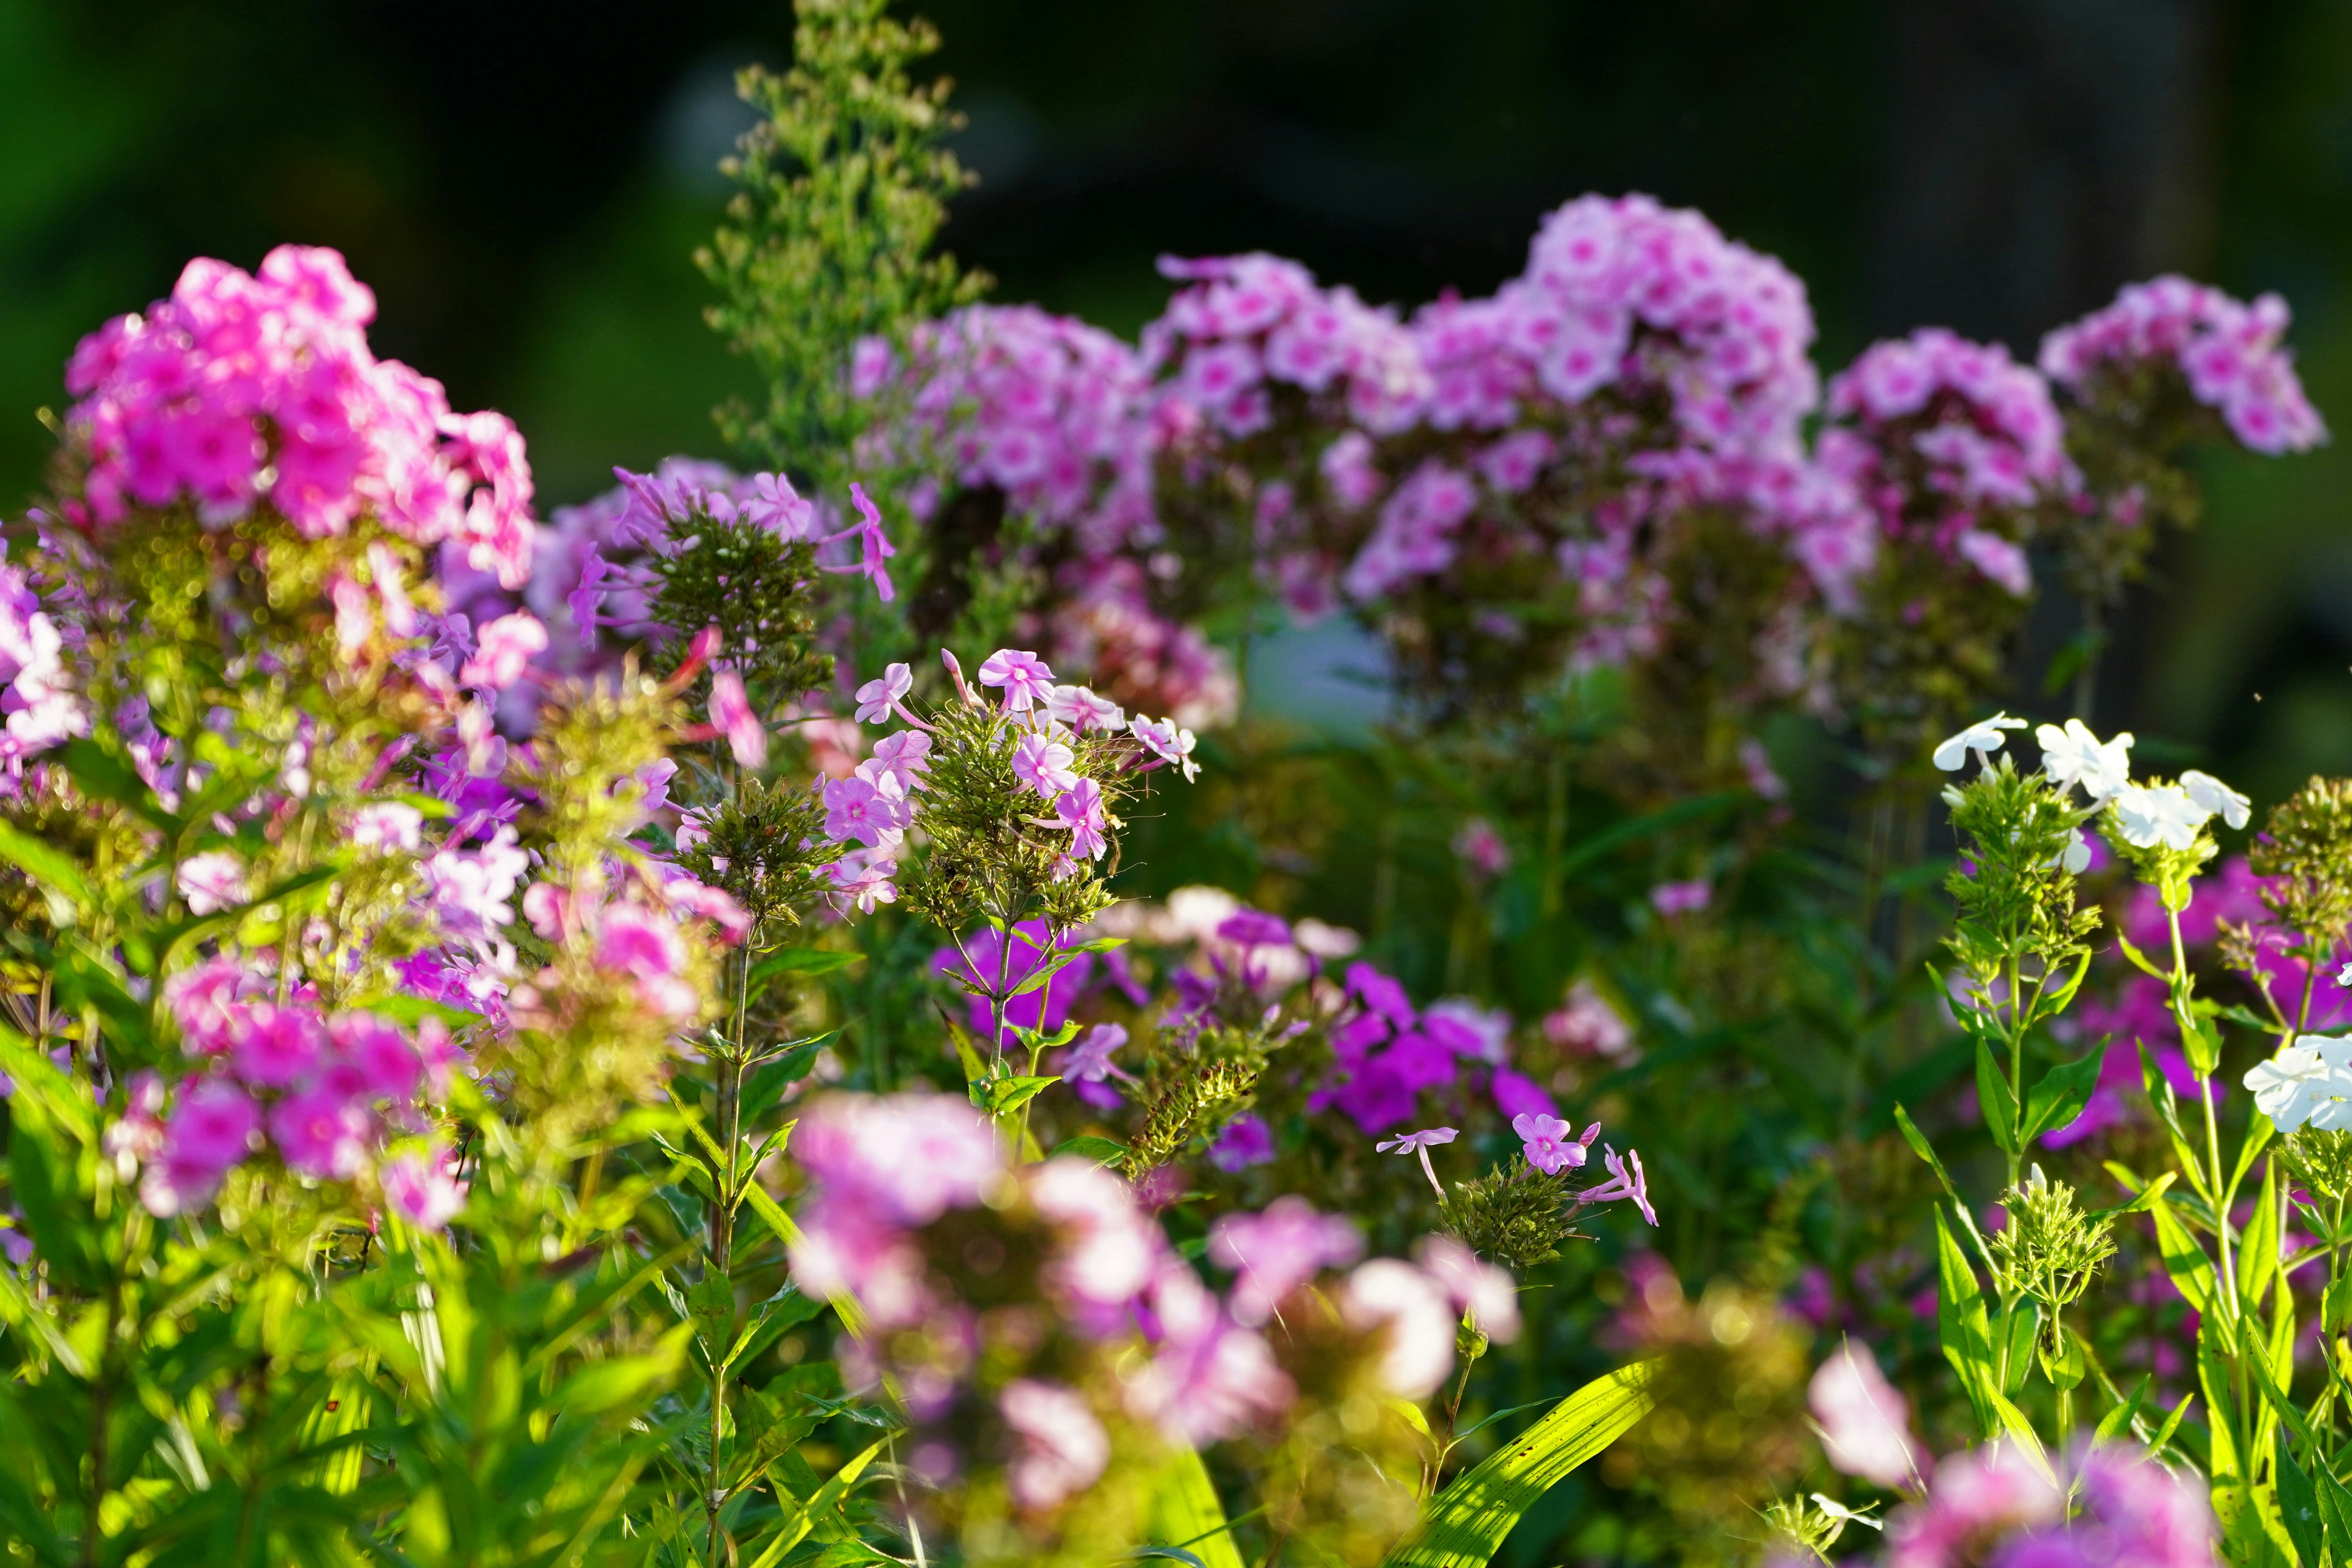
[1210,1196,1364,1324]
[461,610,548,690]
[1012,731,1079,798]
[978,648,1056,710]
[2035,718,2133,801]
[2180,769,2250,831]
[854,662,913,725]
[1513,1110,1596,1175]
[2245,1035,2352,1133]
[176,851,247,916]
[1583,1144,1659,1225]
[1810,1340,1923,1488]
[1933,712,2027,772]
[1131,715,1200,780]
[2109,782,2211,851]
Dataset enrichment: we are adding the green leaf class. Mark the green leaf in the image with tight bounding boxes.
[751,947,862,983]
[1893,1103,1962,1202]
[741,1043,824,1125]
[1378,1360,1657,1568]
[975,1074,1058,1116]
[347,993,484,1030]
[726,1284,829,1373]
[1975,1036,2017,1155]
[1050,1135,1130,1166]
[2095,1376,2151,1446]
[1146,1443,1245,1568]
[1996,1300,2038,1396]
[2149,1198,2218,1317]
[2037,1322,2085,1393]
[2022,1047,2105,1146]
[0,820,89,909]
[2113,932,2171,982]
[56,737,176,831]
[2148,1390,2195,1458]
[2242,1175,2282,1308]
[1935,1207,1999,1435]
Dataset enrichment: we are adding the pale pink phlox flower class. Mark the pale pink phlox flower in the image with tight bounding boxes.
[1809,1338,1925,1490]
[709,668,767,769]
[1012,730,1079,798]
[978,647,1057,711]
[854,662,913,725]
[1208,1195,1364,1324]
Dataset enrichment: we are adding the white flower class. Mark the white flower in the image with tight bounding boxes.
[2034,718,2133,801]
[2053,827,2092,874]
[2245,1035,2352,1133]
[2180,769,2251,831]
[175,851,248,916]
[2339,958,2352,990]
[2108,782,2211,851]
[1932,712,2026,772]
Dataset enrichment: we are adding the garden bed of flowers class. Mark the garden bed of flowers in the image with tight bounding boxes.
[1,3,2349,1566]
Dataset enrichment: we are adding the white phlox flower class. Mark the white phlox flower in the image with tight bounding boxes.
[1932,712,2026,772]
[2247,1035,2352,1133]
[2109,782,2211,851]
[2051,827,2092,874]
[2180,769,2251,831]
[2034,718,2133,801]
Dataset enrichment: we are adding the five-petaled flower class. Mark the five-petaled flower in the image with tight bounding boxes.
[1131,715,1200,781]
[1512,1112,1599,1175]
[1932,712,2026,772]
[1581,1145,1658,1225]
[2109,782,2210,851]
[2245,1035,2352,1133]
[979,648,1057,711]
[2035,718,2133,801]
[856,662,913,725]
[2180,769,2250,831]
[1013,731,1080,798]
[1376,1125,1458,1200]
[1050,777,1110,860]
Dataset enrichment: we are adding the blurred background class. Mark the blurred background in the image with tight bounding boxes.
[1,0,2346,793]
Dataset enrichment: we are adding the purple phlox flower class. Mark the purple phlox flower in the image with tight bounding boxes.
[824,848,899,914]
[1345,962,1417,1029]
[1490,1066,1561,1123]
[1012,731,1079,798]
[460,609,547,691]
[740,470,815,538]
[1513,1111,1596,1175]
[1649,878,1711,918]
[567,543,611,650]
[1216,909,1294,949]
[864,730,933,793]
[1048,776,1109,860]
[1206,1112,1275,1171]
[932,921,1096,1045]
[1062,1023,1136,1084]
[854,662,914,725]
[1423,997,1511,1064]
[821,770,909,850]
[1210,1196,1364,1324]
[1581,1144,1658,1225]
[979,647,1057,712]
[1377,1125,1458,1200]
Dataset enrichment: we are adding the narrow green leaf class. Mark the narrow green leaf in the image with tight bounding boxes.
[2242,1175,2282,1308]
[1893,1104,1962,1202]
[1976,1036,2018,1155]
[0,820,89,907]
[1935,1207,1999,1436]
[1050,1135,1130,1166]
[2113,932,2170,982]
[2147,1390,2195,1458]
[750,947,862,982]
[1378,1359,1657,1568]
[1147,1443,1245,1568]
[2149,1198,2218,1317]
[1996,1300,2038,1396]
[979,1074,1059,1116]
[2094,1376,2150,1446]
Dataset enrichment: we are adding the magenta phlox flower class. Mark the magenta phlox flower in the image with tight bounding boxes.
[854,662,913,724]
[1128,1261,1297,1442]
[1215,909,1293,949]
[999,1379,1111,1512]
[461,609,547,690]
[978,647,1057,710]
[427,824,527,944]
[1884,1443,2065,1568]
[350,801,424,853]
[1329,1055,1417,1136]
[820,481,896,602]
[1045,776,1108,860]
[380,1146,467,1229]
[1513,1111,1597,1175]
[1649,878,1711,918]
[228,1001,325,1088]
[1209,1196,1364,1324]
[140,1078,262,1215]
[1378,1125,1457,1200]
[822,771,910,850]
[1012,730,1079,797]
[933,922,1096,1044]
[102,1070,168,1173]
[167,956,260,1055]
[1416,1234,1522,1341]
[1381,1031,1457,1095]
[327,1012,423,1102]
[1490,1066,1561,1123]
[1061,1023,1135,1086]
[707,668,767,769]
[1031,1156,1165,1321]
[1423,997,1510,1064]
[824,847,900,915]
[594,900,698,1020]
[1581,1144,1659,1225]
[1207,1112,1275,1172]
[1345,962,1418,1029]
[270,1086,371,1180]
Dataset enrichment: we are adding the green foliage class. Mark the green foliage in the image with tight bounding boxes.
[1942,756,2101,998]
[1436,1157,1580,1275]
[699,0,985,493]
[644,502,835,704]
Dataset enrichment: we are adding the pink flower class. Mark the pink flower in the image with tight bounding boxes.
[1649,878,1711,918]
[176,851,247,916]
[1513,1111,1597,1175]
[1209,1196,1364,1324]
[1415,1234,1521,1341]
[1046,684,1126,734]
[460,610,548,690]
[1583,1145,1659,1226]
[327,1012,421,1101]
[854,662,913,724]
[1955,529,2032,597]
[1340,1257,1457,1399]
[1885,1444,2064,1568]
[141,1079,262,1215]
[1011,731,1079,797]
[824,848,900,914]
[822,772,909,850]
[709,668,767,769]
[380,1148,467,1229]
[350,802,424,852]
[167,956,252,1055]
[1452,816,1510,879]
[978,647,1056,710]
[228,1001,325,1088]
[1207,1112,1275,1171]
[1810,1340,1923,1488]
[864,730,932,793]
[1049,776,1109,860]
[791,1092,1004,1226]
[999,1380,1110,1512]
[595,901,697,1020]
[270,1087,371,1179]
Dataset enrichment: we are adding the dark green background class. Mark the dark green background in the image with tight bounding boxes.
[2,0,2348,791]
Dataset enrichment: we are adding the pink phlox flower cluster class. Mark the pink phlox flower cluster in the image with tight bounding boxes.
[2040,274,2326,455]
[877,304,1160,556]
[66,246,535,586]
[1341,459,1480,601]
[141,962,451,1215]
[1544,979,1638,1061]
[1145,252,1431,438]
[1824,328,2071,595]
[1318,963,1529,1136]
[998,1378,1112,1513]
[0,551,86,780]
[427,824,528,948]
[588,896,700,1020]
[1128,1256,1297,1444]
[1882,1442,2216,1568]
[1208,1196,1364,1325]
